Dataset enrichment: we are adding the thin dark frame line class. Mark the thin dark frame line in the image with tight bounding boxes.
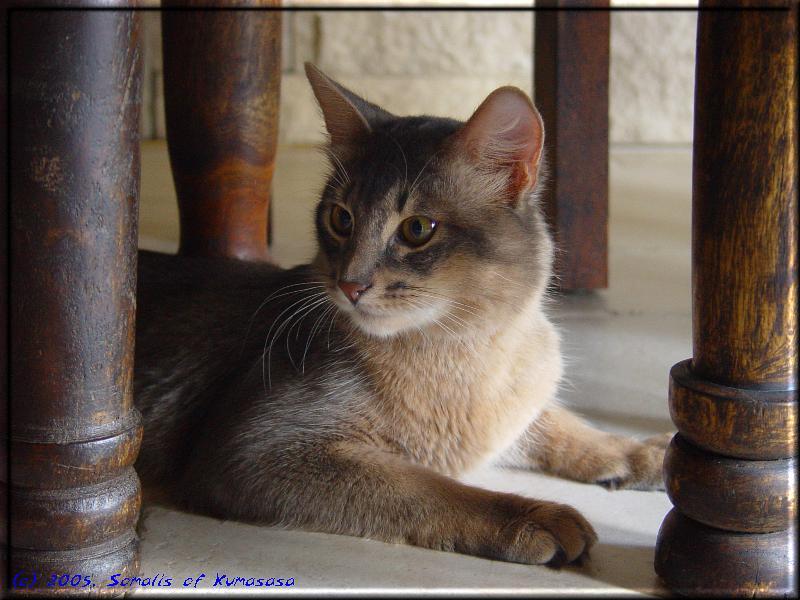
[4,7,11,597]
[3,1,797,595]
[5,5,793,12]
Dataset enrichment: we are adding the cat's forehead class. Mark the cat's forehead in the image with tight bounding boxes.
[340,117,462,213]
[340,164,402,217]
[343,165,441,220]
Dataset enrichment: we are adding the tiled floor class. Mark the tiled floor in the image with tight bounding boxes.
[135,141,692,595]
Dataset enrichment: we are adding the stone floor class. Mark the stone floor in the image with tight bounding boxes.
[134,141,692,595]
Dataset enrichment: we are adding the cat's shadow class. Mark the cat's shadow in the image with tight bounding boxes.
[139,494,672,596]
[565,541,671,597]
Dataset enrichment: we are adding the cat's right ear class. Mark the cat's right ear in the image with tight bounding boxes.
[450,86,545,206]
[305,62,392,147]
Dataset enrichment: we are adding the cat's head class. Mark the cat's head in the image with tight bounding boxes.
[306,63,554,339]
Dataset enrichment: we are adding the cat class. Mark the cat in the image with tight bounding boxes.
[133,62,670,567]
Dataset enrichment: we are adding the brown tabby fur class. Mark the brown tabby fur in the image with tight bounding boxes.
[134,63,669,567]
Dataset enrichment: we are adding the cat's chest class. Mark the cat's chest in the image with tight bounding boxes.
[364,314,562,474]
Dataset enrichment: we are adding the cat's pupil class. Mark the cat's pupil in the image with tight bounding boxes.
[341,211,351,228]
[410,219,423,237]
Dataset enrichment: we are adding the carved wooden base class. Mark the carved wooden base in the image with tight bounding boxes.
[663,434,795,533]
[668,361,796,461]
[655,362,797,597]
[656,509,796,597]
[655,1,797,595]
[10,536,140,595]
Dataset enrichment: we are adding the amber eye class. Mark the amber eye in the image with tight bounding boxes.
[330,204,353,237]
[400,216,438,247]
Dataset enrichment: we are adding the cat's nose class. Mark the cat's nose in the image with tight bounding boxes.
[338,280,372,305]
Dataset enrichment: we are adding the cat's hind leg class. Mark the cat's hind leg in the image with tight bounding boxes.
[503,404,671,491]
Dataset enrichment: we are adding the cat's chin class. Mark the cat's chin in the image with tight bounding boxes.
[340,304,439,339]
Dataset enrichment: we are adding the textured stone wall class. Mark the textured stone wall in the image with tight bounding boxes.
[140,8,697,145]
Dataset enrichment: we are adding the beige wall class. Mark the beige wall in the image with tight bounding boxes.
[141,7,697,146]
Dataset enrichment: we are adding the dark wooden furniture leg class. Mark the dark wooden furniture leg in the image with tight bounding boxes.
[654,1,797,596]
[8,7,143,593]
[161,1,281,261]
[534,0,609,291]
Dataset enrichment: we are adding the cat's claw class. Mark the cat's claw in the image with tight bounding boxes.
[596,476,625,491]
[591,434,673,491]
[501,501,598,567]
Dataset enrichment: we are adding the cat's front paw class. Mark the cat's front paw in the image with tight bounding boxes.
[595,433,673,491]
[498,499,598,567]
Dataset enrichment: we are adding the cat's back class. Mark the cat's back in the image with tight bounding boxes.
[134,250,311,483]
[137,249,286,306]
[136,250,292,364]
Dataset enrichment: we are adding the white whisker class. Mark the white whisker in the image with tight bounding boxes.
[241,282,326,355]
[409,149,442,197]
[301,304,336,373]
[261,291,329,392]
[385,133,409,190]
[326,148,351,185]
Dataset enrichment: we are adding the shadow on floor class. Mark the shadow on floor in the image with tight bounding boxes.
[569,541,671,597]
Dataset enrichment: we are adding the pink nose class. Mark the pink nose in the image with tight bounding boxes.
[338,280,371,304]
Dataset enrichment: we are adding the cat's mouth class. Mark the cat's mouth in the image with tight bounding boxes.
[352,305,388,318]
[342,300,402,322]
[327,288,443,338]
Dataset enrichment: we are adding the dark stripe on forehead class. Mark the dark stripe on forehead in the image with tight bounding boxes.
[344,179,358,203]
[397,188,409,212]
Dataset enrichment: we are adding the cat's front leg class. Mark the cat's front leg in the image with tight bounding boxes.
[504,404,671,491]
[204,440,597,566]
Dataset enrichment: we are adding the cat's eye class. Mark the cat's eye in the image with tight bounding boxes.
[329,204,353,237]
[399,216,438,247]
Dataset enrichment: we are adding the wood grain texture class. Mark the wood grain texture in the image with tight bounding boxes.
[8,7,143,594]
[656,1,798,596]
[664,434,796,533]
[655,509,796,597]
[162,1,281,261]
[669,359,797,460]
[691,0,797,390]
[534,0,609,291]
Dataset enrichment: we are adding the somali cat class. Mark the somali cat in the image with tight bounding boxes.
[134,63,670,567]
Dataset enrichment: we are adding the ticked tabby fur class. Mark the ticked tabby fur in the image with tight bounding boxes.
[134,63,669,566]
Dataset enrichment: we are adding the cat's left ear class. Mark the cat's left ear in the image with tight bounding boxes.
[451,87,545,206]
[305,62,394,148]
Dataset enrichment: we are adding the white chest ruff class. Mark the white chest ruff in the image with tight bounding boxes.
[378,305,563,475]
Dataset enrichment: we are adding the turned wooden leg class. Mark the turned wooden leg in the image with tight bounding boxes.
[8,7,143,594]
[162,1,281,261]
[654,1,797,596]
[534,0,609,290]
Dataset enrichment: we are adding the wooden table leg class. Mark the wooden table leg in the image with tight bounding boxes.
[534,0,609,291]
[8,7,143,593]
[161,1,281,261]
[654,1,797,596]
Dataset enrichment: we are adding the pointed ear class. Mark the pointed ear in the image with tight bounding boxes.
[451,87,545,204]
[305,62,393,147]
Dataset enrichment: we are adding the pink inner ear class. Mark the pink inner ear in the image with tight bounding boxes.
[458,87,545,191]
